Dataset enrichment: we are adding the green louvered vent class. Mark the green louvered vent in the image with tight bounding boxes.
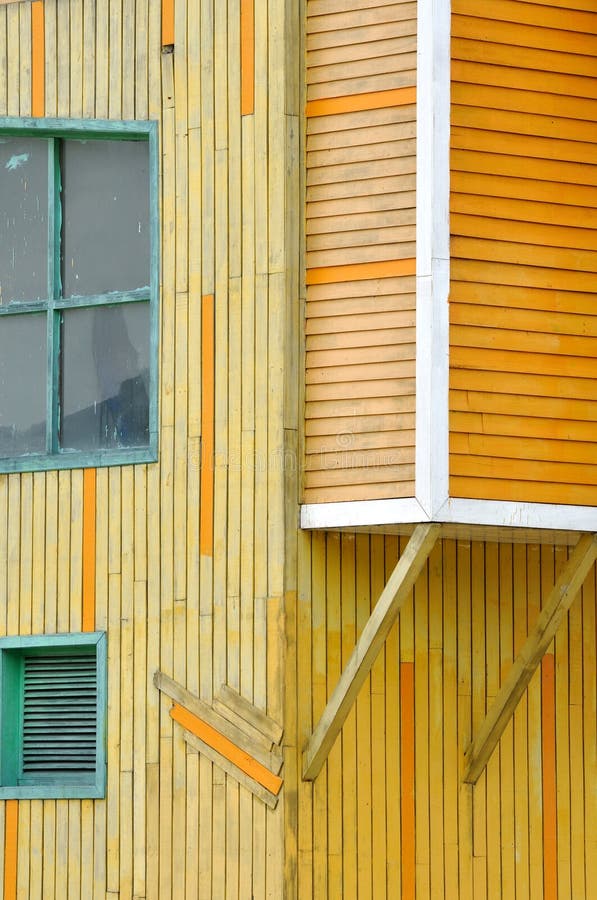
[22,654,97,777]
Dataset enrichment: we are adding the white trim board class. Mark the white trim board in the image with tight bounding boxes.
[301,498,597,534]
[300,498,428,530]
[415,0,451,516]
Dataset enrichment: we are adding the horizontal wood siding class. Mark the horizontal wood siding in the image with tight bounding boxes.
[449,0,597,505]
[304,1,417,504]
[290,533,597,897]
[0,0,298,896]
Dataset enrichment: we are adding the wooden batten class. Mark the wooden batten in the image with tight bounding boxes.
[303,0,418,505]
[449,0,597,507]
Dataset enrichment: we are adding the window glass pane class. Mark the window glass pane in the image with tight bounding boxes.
[0,138,48,304]
[60,304,150,450]
[0,313,47,456]
[61,140,150,297]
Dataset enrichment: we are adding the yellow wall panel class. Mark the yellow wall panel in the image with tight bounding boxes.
[290,535,597,898]
[0,0,298,895]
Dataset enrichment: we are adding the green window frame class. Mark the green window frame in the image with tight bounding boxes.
[0,117,159,473]
[0,631,107,799]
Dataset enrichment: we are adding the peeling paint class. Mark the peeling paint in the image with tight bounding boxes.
[5,153,30,171]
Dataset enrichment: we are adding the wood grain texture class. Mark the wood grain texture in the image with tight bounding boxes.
[0,0,296,894]
[450,0,597,506]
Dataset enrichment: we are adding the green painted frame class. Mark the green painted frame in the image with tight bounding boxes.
[0,117,159,473]
[0,631,107,799]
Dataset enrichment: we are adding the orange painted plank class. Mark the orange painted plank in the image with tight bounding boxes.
[241,0,254,115]
[31,1,44,118]
[170,703,282,795]
[400,662,415,900]
[542,655,558,900]
[199,295,215,557]
[307,258,415,285]
[162,0,174,46]
[82,468,96,633]
[3,800,18,900]
[306,86,416,118]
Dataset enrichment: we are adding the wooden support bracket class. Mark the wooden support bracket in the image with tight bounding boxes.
[463,532,597,784]
[302,522,441,781]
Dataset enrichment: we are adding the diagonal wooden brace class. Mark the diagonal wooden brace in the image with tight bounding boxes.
[464,532,597,784]
[302,522,441,781]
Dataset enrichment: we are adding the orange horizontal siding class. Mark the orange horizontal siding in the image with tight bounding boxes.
[449,0,597,506]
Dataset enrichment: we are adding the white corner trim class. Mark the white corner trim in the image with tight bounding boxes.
[300,498,430,530]
[437,498,597,532]
[415,0,451,517]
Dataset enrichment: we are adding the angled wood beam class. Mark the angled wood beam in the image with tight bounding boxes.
[464,532,597,785]
[302,522,441,781]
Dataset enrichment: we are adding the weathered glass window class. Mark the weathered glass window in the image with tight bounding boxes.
[0,120,158,472]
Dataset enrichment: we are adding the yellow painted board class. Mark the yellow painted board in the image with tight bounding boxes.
[307,3,417,34]
[307,33,416,69]
[355,532,373,900]
[384,536,401,899]
[581,568,597,888]
[340,533,358,897]
[308,173,416,203]
[326,533,343,899]
[303,481,416,504]
[309,51,416,90]
[414,549,430,898]
[307,18,417,53]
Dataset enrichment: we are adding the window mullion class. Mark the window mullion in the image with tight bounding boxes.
[46,138,61,454]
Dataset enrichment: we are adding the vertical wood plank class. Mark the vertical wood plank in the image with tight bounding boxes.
[542,654,558,900]
[82,469,96,632]
[30,0,43,116]
[400,662,415,900]
[240,0,253,116]
[3,801,18,900]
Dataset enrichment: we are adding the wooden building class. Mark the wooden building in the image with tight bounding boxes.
[0,0,595,897]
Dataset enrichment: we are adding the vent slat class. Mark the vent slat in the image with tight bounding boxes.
[21,653,97,777]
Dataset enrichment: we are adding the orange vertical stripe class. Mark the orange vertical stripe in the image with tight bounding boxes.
[31,0,44,118]
[170,703,283,795]
[3,800,18,900]
[400,662,415,900]
[542,654,558,900]
[240,0,254,115]
[162,0,174,46]
[82,468,96,632]
[200,295,214,557]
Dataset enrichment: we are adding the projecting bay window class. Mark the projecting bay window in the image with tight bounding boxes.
[0,118,158,472]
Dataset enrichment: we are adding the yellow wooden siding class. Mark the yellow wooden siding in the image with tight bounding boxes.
[288,533,597,898]
[0,0,298,896]
[304,0,417,505]
[449,0,597,506]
